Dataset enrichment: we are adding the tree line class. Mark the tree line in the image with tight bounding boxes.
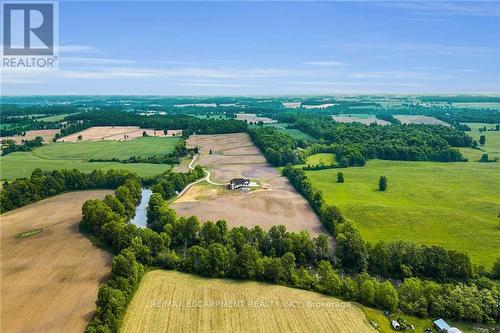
[1,136,44,156]
[0,168,140,213]
[63,110,248,136]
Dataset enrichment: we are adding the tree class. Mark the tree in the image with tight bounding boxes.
[317,261,341,295]
[172,216,200,256]
[375,281,399,311]
[379,176,388,191]
[492,258,500,279]
[479,135,486,145]
[472,140,478,149]
[142,131,148,137]
[360,280,376,305]
[480,154,490,162]
[337,172,344,183]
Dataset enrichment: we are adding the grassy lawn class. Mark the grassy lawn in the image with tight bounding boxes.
[33,137,179,160]
[0,151,170,180]
[361,307,482,333]
[306,159,500,268]
[306,153,336,166]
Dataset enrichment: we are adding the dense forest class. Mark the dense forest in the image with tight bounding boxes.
[248,127,301,166]
[290,116,470,165]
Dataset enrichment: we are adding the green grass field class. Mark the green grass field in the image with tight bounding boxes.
[0,151,170,180]
[281,128,315,140]
[460,123,500,161]
[0,137,178,180]
[306,153,336,166]
[306,159,500,268]
[35,113,73,122]
[33,137,179,160]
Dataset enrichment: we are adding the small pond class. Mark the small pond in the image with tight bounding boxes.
[130,188,152,228]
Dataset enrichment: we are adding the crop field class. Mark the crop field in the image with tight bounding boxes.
[0,190,112,333]
[394,115,451,127]
[452,102,500,110]
[235,113,277,124]
[57,126,180,142]
[0,129,60,143]
[171,133,326,235]
[306,159,500,267]
[0,151,170,180]
[34,136,179,160]
[120,270,375,333]
[280,128,315,140]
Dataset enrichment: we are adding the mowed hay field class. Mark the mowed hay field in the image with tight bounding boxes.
[172,133,327,236]
[34,136,179,160]
[0,190,112,333]
[0,137,176,180]
[306,159,500,268]
[120,270,375,333]
[0,151,170,180]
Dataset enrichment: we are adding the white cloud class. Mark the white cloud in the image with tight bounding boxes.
[349,71,454,80]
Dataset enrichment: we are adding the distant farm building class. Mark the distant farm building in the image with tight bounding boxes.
[229,178,250,190]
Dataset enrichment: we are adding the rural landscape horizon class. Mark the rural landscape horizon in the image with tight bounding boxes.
[1,1,499,333]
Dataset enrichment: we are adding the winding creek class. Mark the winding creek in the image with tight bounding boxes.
[130,188,152,228]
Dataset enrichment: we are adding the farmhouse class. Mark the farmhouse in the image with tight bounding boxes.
[229,178,250,190]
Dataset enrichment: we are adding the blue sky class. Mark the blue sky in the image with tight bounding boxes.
[2,1,500,95]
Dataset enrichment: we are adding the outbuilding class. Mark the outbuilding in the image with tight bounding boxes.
[433,319,451,332]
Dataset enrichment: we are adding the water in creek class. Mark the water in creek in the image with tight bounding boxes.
[130,188,152,228]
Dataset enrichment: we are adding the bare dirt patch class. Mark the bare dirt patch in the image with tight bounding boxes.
[172,133,326,236]
[1,129,60,143]
[57,126,182,142]
[394,115,451,127]
[235,113,277,124]
[0,190,112,333]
